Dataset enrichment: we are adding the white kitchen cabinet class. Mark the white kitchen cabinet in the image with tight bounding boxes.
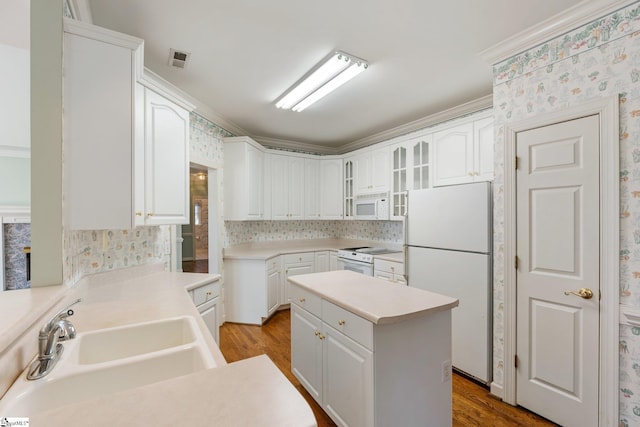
[224,137,266,220]
[290,278,453,427]
[354,147,389,195]
[282,253,314,304]
[390,136,431,220]
[329,251,338,271]
[188,279,221,345]
[225,256,282,324]
[137,87,190,225]
[344,158,355,219]
[373,258,406,285]
[315,251,329,273]
[320,159,343,219]
[390,143,408,219]
[271,154,305,220]
[432,116,493,187]
[63,20,143,230]
[266,257,282,317]
[304,158,321,219]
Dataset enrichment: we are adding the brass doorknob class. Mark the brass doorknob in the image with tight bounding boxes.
[563,288,594,299]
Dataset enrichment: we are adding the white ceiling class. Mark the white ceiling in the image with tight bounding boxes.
[88,0,587,149]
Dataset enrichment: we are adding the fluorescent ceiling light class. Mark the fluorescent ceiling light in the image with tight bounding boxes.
[276,50,368,112]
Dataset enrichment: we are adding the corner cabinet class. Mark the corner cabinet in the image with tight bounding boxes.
[432,116,493,187]
[136,86,190,225]
[319,159,344,219]
[223,137,266,220]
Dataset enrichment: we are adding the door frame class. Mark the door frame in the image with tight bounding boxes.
[501,95,619,426]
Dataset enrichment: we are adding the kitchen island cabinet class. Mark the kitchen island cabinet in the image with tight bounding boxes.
[289,270,458,427]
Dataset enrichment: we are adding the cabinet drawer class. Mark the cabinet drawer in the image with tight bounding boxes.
[283,252,315,264]
[290,284,322,318]
[322,300,373,350]
[192,281,219,306]
[373,258,405,275]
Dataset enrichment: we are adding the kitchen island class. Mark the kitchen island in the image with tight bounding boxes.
[288,270,459,427]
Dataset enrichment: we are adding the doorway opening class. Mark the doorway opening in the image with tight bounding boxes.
[182,167,209,273]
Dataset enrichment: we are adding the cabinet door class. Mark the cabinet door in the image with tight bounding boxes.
[474,117,494,182]
[374,270,394,281]
[288,156,306,219]
[270,154,289,220]
[267,267,281,316]
[370,147,389,193]
[246,145,265,219]
[144,89,190,225]
[329,251,338,271]
[391,144,408,219]
[344,159,355,219]
[320,159,343,219]
[354,153,371,194]
[305,158,321,219]
[291,305,323,405]
[432,123,474,187]
[410,137,431,191]
[200,297,219,345]
[323,325,374,427]
[315,251,329,273]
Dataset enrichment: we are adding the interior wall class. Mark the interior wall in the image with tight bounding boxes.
[491,3,640,424]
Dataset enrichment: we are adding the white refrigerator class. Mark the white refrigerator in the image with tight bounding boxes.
[405,181,492,384]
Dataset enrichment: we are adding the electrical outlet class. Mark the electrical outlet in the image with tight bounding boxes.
[442,360,452,383]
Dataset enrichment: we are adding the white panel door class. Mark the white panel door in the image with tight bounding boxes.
[291,305,323,405]
[305,158,321,219]
[270,154,289,220]
[432,123,473,186]
[320,159,344,219]
[288,156,306,219]
[516,115,600,426]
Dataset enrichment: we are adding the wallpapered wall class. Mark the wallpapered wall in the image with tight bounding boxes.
[3,223,30,290]
[492,2,640,424]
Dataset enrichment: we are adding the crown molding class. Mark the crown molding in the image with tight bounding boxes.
[252,136,341,155]
[139,68,196,111]
[66,0,93,24]
[338,94,493,154]
[479,0,636,65]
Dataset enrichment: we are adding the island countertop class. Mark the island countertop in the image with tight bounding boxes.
[287,270,458,325]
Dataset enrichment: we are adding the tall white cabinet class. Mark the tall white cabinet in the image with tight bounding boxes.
[223,137,266,221]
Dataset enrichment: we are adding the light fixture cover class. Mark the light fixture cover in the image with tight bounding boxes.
[275,50,368,112]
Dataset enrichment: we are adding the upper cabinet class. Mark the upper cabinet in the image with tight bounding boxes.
[390,136,432,220]
[64,19,193,230]
[319,158,343,220]
[63,20,143,230]
[432,115,494,187]
[304,158,321,219]
[343,158,355,220]
[354,147,389,196]
[271,154,305,220]
[224,137,265,221]
[137,87,190,225]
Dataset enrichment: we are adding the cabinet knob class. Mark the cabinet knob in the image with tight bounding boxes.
[314,331,320,336]
[206,291,212,296]
[299,257,302,262]
[318,334,326,340]
[468,173,474,177]
[390,266,395,272]
[147,212,154,217]
[135,211,142,217]
[299,297,306,303]
[338,320,346,326]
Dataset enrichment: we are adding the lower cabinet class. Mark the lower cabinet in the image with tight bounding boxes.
[329,251,338,271]
[315,251,330,273]
[282,253,314,304]
[373,258,406,285]
[290,281,453,427]
[188,279,221,345]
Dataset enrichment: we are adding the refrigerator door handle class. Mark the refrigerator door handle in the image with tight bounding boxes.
[403,245,409,285]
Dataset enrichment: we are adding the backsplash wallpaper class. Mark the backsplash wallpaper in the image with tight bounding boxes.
[224,220,403,247]
[3,223,30,290]
[492,2,640,424]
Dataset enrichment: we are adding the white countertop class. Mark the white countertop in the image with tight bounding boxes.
[288,270,458,325]
[223,238,403,260]
[30,355,316,427]
[0,267,317,426]
[373,251,404,262]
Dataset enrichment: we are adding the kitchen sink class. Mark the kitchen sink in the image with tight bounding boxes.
[0,316,216,416]
[72,316,200,364]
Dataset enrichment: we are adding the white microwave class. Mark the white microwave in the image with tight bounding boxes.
[355,194,389,220]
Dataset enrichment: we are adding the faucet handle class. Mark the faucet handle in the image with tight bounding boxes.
[54,298,82,321]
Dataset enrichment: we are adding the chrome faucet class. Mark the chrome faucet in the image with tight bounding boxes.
[27,299,81,380]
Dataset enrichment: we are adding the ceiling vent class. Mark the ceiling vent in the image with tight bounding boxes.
[168,49,190,69]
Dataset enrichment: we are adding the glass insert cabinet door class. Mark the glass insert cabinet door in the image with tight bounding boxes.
[392,145,407,217]
[413,139,430,190]
[344,159,354,218]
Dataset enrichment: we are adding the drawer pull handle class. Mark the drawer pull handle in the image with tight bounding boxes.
[135,211,142,216]
[206,291,212,296]
[299,298,306,303]
[338,320,346,326]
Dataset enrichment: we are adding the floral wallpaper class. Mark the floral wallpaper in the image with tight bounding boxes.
[3,223,30,290]
[224,220,403,247]
[492,2,640,424]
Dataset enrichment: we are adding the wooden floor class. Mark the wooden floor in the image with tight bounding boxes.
[219,309,557,427]
[182,259,208,273]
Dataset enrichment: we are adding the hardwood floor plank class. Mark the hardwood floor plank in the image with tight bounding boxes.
[219,309,556,427]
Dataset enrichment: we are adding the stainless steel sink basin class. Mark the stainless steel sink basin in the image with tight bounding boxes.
[0,316,216,416]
